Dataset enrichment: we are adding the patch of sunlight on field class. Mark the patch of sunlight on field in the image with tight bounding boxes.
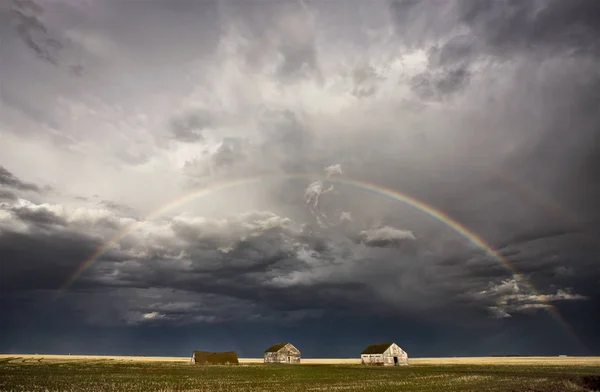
[0,354,190,363]
[1,354,599,366]
[409,357,600,366]
[2,360,599,392]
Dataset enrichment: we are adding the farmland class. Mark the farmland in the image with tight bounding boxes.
[1,356,599,392]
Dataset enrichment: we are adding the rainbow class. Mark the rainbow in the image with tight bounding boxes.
[61,172,583,345]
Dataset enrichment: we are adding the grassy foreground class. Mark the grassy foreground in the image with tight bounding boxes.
[1,360,600,392]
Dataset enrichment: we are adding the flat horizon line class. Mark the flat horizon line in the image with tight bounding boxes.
[2,354,599,366]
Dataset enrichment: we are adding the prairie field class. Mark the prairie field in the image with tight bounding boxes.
[1,356,600,392]
[2,354,599,366]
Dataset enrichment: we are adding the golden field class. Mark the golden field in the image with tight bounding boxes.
[2,356,600,392]
[1,354,599,366]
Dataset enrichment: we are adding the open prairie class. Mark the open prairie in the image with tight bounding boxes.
[2,354,599,366]
[1,356,599,392]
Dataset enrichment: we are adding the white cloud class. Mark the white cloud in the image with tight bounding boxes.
[325,164,343,178]
[340,211,352,222]
[359,226,416,247]
[476,278,588,318]
[304,180,335,227]
[142,311,165,320]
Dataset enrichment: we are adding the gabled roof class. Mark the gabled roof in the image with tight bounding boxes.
[361,342,395,354]
[264,342,291,353]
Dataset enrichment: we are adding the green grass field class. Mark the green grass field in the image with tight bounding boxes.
[1,360,599,392]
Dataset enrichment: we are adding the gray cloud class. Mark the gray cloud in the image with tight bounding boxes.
[169,110,212,143]
[351,63,383,98]
[0,166,41,192]
[99,200,137,217]
[454,0,600,56]
[0,189,17,201]
[259,109,313,173]
[1,0,599,354]
[2,0,61,65]
[390,0,600,59]
[411,66,471,100]
[5,200,68,227]
[220,0,320,80]
[182,137,247,180]
[1,190,589,329]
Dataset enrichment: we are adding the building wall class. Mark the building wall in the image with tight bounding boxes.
[383,344,408,366]
[192,351,239,365]
[361,344,408,366]
[361,353,385,365]
[264,352,281,363]
[264,344,301,364]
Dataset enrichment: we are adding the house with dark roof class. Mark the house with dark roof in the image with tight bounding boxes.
[191,350,239,365]
[264,342,301,364]
[360,342,408,366]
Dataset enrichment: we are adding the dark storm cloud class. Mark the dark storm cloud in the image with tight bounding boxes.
[455,0,600,56]
[75,216,541,325]
[0,166,41,192]
[0,193,494,327]
[2,0,600,356]
[0,189,17,201]
[169,111,212,143]
[221,0,320,80]
[2,0,61,65]
[99,200,137,217]
[0,189,597,351]
[7,203,67,227]
[10,208,373,325]
[0,229,103,292]
[410,66,471,99]
[394,0,600,101]
[0,197,144,293]
[390,0,600,58]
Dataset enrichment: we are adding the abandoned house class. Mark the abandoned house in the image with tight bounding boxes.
[360,342,408,366]
[263,342,301,364]
[191,350,239,365]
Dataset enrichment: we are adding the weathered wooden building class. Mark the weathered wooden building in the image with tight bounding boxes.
[360,342,408,366]
[264,342,301,364]
[192,350,239,365]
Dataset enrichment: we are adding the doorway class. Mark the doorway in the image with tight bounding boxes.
[393,357,398,366]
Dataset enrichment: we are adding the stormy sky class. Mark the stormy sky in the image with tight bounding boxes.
[1,0,599,357]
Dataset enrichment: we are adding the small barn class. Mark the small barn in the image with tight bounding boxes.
[192,350,239,365]
[360,342,408,366]
[264,342,301,364]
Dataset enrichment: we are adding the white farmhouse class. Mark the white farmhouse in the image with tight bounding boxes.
[360,342,408,366]
[264,342,301,364]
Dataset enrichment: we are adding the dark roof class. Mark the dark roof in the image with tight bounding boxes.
[264,343,290,353]
[361,343,395,354]
[192,351,239,365]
